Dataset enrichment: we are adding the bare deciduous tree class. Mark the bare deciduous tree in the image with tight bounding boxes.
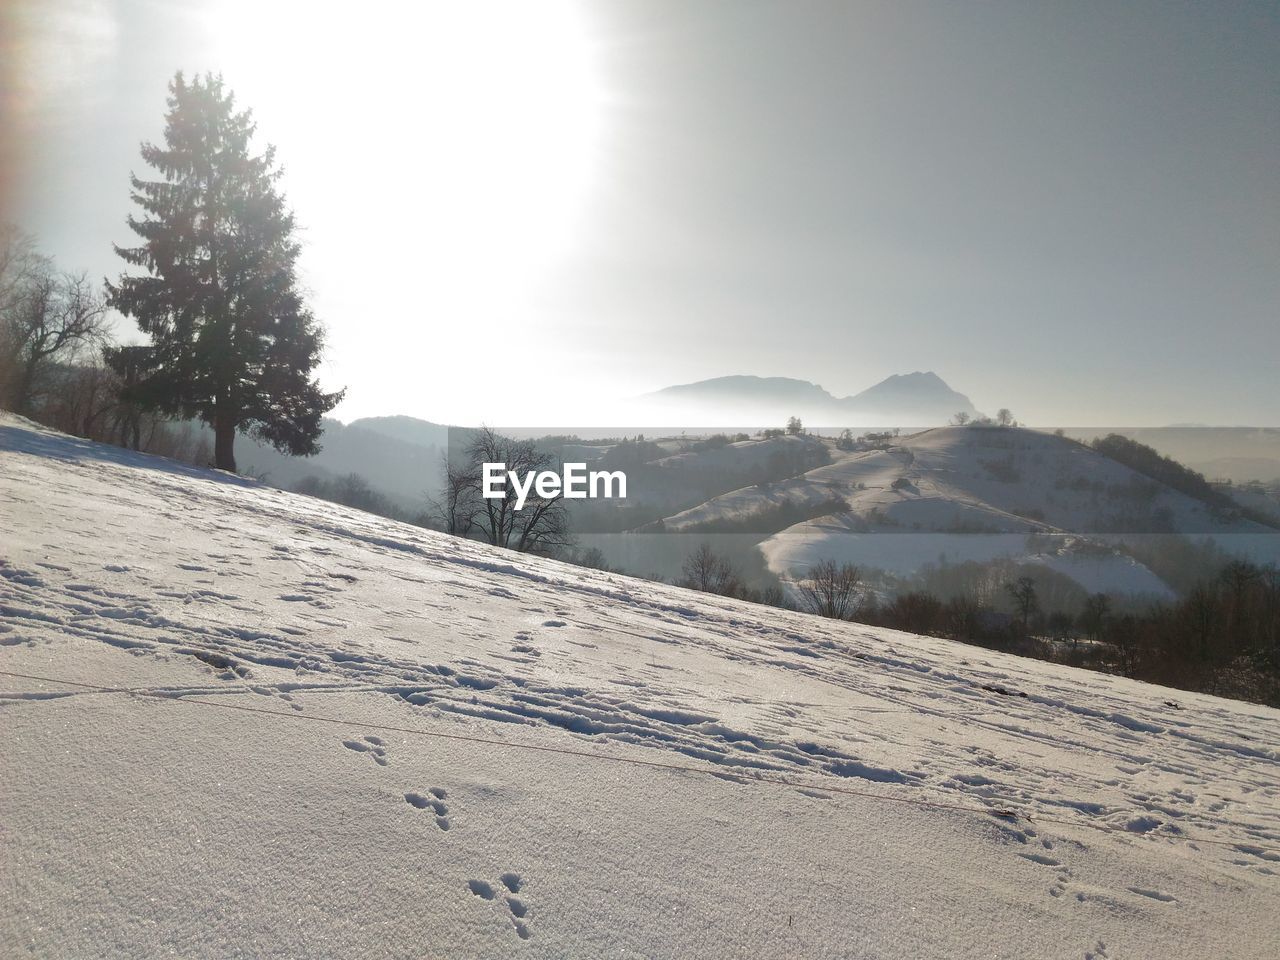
[432,426,571,555]
[944,593,984,640]
[679,543,741,596]
[431,451,482,538]
[1080,593,1110,644]
[47,356,119,440]
[797,559,863,620]
[0,236,109,415]
[888,590,944,634]
[575,546,612,572]
[1006,575,1038,633]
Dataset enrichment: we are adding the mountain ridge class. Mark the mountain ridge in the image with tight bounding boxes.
[645,371,982,424]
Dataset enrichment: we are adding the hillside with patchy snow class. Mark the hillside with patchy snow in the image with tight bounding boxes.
[2,413,1278,958]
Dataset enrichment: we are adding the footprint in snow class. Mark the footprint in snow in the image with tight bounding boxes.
[468,872,531,939]
[405,788,450,830]
[510,630,541,656]
[342,735,388,766]
[1019,852,1061,867]
[248,683,303,712]
[1003,825,1071,897]
[1128,886,1176,903]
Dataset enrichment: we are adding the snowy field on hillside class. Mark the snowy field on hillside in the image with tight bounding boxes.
[646,434,825,478]
[654,426,1280,596]
[659,448,905,531]
[2,413,1279,959]
[760,527,1178,599]
[670,427,1276,540]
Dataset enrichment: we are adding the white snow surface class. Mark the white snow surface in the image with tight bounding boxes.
[2,413,1279,959]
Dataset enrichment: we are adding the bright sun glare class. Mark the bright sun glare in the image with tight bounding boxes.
[205,1,608,421]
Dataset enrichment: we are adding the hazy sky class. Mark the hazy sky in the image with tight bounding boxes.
[7,0,1279,426]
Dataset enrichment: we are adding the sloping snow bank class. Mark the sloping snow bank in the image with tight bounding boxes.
[1,414,1278,958]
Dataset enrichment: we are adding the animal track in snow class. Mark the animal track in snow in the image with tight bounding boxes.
[1018,852,1061,867]
[1048,866,1071,898]
[468,871,531,939]
[505,630,542,660]
[1128,886,1176,903]
[342,735,388,765]
[247,683,303,711]
[1017,849,1071,897]
[405,787,450,830]
[188,649,250,679]
[988,819,1076,898]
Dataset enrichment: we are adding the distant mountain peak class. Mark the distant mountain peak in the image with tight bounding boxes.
[849,371,976,409]
[657,375,833,396]
[883,370,944,384]
[645,371,980,424]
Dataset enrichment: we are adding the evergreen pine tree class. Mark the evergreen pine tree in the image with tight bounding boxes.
[107,72,342,472]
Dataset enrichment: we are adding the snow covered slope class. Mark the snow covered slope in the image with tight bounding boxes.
[654,425,1278,594]
[2,413,1279,959]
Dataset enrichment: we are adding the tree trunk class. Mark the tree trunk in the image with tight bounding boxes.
[14,355,38,416]
[214,410,237,473]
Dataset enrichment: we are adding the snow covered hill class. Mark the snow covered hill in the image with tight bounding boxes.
[653,425,1280,597]
[2,413,1279,958]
